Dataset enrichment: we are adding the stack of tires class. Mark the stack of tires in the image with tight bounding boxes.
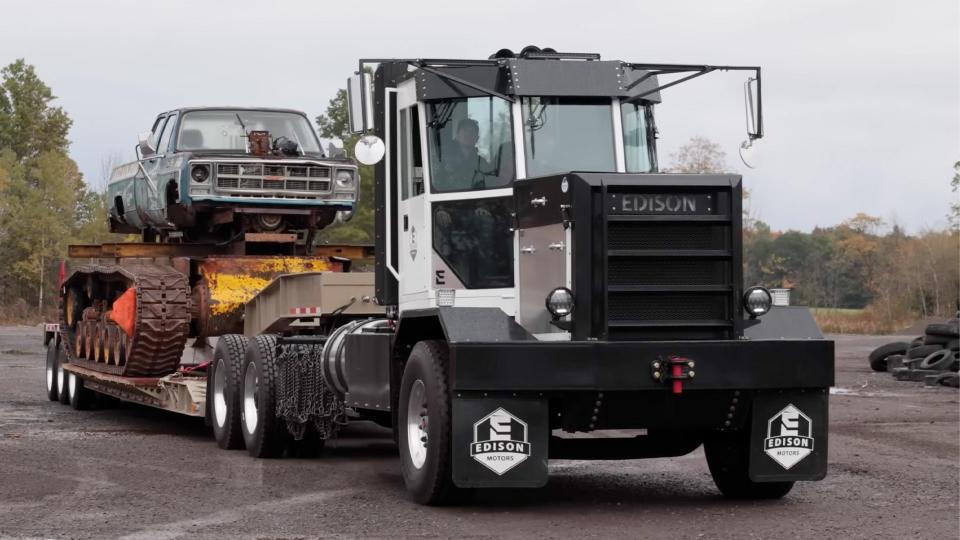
[868,318,959,387]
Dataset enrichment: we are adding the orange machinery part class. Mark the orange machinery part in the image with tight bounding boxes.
[110,288,137,338]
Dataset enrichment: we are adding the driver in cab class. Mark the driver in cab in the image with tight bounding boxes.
[435,118,494,227]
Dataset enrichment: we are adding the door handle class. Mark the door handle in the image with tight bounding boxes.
[403,215,409,231]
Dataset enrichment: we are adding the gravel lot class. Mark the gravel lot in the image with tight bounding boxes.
[0,326,956,539]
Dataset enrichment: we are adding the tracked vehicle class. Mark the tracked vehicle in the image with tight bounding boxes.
[45,47,834,506]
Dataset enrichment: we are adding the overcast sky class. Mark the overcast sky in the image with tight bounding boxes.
[1,0,957,233]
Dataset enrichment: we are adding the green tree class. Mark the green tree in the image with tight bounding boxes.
[0,59,72,161]
[950,160,959,231]
[314,88,374,244]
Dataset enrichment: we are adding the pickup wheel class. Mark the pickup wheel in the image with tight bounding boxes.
[210,335,249,450]
[705,430,795,499]
[67,372,94,410]
[398,340,461,505]
[45,339,60,401]
[241,335,288,458]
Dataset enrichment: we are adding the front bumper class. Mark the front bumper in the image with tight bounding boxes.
[449,338,834,391]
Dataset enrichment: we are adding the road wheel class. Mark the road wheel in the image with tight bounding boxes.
[210,335,249,450]
[67,372,94,410]
[241,335,288,458]
[705,430,794,499]
[45,339,60,401]
[868,342,908,372]
[398,340,459,505]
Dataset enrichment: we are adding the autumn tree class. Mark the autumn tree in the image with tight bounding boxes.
[666,136,731,174]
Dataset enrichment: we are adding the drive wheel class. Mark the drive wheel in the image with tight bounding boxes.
[241,335,288,458]
[398,340,460,505]
[67,372,94,410]
[45,339,60,401]
[705,430,794,499]
[210,335,249,449]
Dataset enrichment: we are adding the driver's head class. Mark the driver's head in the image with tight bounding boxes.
[455,118,480,149]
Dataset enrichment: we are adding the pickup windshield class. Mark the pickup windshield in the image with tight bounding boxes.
[176,110,322,153]
[522,97,615,177]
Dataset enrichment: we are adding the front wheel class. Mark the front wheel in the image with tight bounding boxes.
[398,340,461,505]
[704,430,794,499]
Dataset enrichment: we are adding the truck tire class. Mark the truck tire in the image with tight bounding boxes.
[67,372,94,410]
[923,333,952,346]
[925,322,959,338]
[868,342,908,372]
[919,349,954,371]
[210,335,249,450]
[398,340,460,505]
[705,430,794,499]
[45,339,60,401]
[907,344,943,359]
[241,335,288,458]
[57,351,71,405]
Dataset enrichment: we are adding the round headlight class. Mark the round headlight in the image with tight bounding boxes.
[335,169,354,188]
[191,164,209,183]
[743,286,773,317]
[546,287,575,319]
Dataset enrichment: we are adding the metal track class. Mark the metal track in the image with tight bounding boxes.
[60,262,190,377]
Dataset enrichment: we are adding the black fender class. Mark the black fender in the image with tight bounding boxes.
[394,307,534,356]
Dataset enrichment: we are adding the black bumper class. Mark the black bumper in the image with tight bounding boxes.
[449,339,834,391]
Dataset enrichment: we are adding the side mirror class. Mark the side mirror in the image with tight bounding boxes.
[347,73,374,133]
[137,131,157,158]
[743,76,763,141]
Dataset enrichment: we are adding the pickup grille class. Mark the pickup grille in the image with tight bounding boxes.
[604,188,737,341]
[213,162,335,196]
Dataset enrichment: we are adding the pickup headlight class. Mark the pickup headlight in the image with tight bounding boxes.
[546,287,574,319]
[743,286,773,317]
[335,169,355,188]
[191,164,209,182]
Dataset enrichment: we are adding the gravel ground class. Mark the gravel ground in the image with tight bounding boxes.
[0,326,956,539]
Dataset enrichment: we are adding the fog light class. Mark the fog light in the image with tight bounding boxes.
[743,286,773,318]
[191,164,209,182]
[546,287,574,319]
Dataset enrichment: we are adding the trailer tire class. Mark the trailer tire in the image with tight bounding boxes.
[67,372,94,410]
[705,430,794,499]
[241,335,288,459]
[210,335,249,450]
[868,342,908,372]
[57,350,71,405]
[398,340,462,506]
[45,339,60,401]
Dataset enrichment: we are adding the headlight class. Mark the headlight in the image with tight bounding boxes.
[546,287,574,319]
[191,164,209,183]
[743,286,773,317]
[335,169,355,188]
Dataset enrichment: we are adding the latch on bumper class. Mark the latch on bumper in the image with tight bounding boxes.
[651,355,696,394]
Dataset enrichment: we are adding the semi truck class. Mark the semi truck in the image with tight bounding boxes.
[43,47,834,506]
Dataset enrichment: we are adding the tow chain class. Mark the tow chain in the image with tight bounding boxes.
[276,342,345,441]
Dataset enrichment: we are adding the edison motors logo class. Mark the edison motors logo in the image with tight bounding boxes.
[764,404,815,469]
[470,408,531,475]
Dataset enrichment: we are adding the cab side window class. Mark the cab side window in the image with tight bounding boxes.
[156,114,178,154]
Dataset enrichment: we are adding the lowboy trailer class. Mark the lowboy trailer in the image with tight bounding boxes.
[43,47,834,505]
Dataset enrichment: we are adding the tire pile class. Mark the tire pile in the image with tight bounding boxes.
[868,318,959,388]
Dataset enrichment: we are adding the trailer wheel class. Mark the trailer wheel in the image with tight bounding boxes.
[705,430,794,499]
[45,339,60,401]
[210,335,249,450]
[241,335,288,458]
[398,340,460,505]
[67,372,94,410]
[57,352,70,405]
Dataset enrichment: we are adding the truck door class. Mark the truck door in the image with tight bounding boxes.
[395,85,430,304]
[134,114,173,228]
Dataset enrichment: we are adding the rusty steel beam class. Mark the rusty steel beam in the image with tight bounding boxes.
[243,232,298,243]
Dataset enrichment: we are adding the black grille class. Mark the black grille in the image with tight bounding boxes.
[603,188,735,340]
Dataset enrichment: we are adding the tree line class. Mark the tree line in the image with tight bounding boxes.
[0,65,955,327]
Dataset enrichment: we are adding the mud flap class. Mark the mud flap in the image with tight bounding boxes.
[452,396,548,488]
[749,390,829,482]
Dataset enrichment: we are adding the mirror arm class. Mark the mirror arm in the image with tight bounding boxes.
[408,62,515,103]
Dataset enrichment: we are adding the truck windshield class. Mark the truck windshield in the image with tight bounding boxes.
[522,97,615,177]
[177,110,322,154]
[427,96,515,193]
[621,102,656,173]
